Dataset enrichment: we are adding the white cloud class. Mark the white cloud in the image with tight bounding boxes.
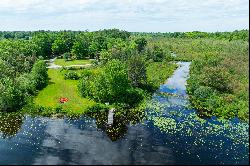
[0,0,248,31]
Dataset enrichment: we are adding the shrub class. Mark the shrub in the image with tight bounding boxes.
[152,45,165,62]
[122,88,145,107]
[80,69,93,78]
[145,45,166,62]
[78,59,144,106]
[64,71,79,80]
[91,59,99,66]
[163,50,174,62]
[63,52,72,61]
[135,37,147,53]
[193,86,216,102]
[30,60,48,90]
[127,56,147,87]
[0,77,30,111]
[78,77,92,98]
[201,67,232,92]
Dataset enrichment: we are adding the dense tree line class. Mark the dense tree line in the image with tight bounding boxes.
[132,29,249,41]
[31,29,132,59]
[1,29,247,60]
[0,39,48,112]
[0,31,32,40]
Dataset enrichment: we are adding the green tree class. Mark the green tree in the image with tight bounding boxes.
[79,60,131,103]
[71,33,90,59]
[52,31,75,55]
[30,60,48,90]
[127,56,147,87]
[32,32,54,59]
[135,37,147,53]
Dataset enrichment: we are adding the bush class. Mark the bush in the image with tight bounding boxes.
[163,50,174,62]
[152,45,165,62]
[0,77,31,111]
[30,60,48,90]
[80,69,93,78]
[64,71,79,80]
[193,86,216,102]
[78,77,92,97]
[127,56,147,87]
[145,45,166,62]
[91,59,99,66]
[201,67,232,92]
[63,52,72,61]
[135,37,147,53]
[122,88,145,107]
[78,59,144,106]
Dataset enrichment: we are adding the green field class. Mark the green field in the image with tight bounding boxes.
[54,59,92,66]
[33,69,96,114]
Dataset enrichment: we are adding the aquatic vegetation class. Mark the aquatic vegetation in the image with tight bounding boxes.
[143,60,249,162]
[146,99,249,149]
[0,112,24,138]
[152,117,177,133]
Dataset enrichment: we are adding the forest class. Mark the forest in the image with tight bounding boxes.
[0,29,249,122]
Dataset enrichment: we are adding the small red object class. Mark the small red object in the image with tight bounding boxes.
[59,97,69,103]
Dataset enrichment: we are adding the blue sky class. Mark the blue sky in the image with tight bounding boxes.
[0,0,248,32]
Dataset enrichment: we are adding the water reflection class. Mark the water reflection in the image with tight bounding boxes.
[2,116,175,165]
[87,109,135,141]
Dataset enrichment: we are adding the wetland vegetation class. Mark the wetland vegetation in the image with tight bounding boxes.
[0,29,249,165]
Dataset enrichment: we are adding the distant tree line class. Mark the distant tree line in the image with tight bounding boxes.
[132,29,249,41]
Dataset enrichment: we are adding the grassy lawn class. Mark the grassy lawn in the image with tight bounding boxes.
[54,59,92,66]
[33,69,96,114]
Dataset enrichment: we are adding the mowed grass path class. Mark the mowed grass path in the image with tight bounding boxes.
[34,69,96,113]
[54,59,92,66]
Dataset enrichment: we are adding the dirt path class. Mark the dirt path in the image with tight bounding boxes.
[45,57,92,69]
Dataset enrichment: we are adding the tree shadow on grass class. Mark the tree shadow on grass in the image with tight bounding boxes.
[48,81,55,85]
[47,77,55,85]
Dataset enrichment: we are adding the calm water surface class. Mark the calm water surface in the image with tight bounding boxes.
[0,62,248,165]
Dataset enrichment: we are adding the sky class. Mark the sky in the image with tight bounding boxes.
[0,0,249,32]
